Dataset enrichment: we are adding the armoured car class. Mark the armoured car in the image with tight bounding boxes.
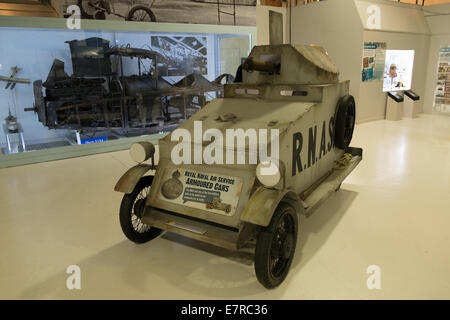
[115,43,362,289]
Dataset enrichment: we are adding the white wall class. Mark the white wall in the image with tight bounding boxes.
[256,0,444,123]
[280,0,366,121]
[354,0,429,34]
[361,31,430,120]
[356,0,431,121]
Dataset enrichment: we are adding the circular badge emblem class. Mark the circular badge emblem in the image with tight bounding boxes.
[161,170,183,200]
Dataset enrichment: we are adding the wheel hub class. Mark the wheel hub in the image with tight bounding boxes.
[134,198,146,219]
[282,234,294,259]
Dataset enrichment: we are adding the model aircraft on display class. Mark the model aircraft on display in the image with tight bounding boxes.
[0,66,30,90]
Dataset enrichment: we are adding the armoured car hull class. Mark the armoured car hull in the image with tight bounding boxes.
[114,43,362,289]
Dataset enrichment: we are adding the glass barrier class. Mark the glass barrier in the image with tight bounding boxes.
[0,26,252,156]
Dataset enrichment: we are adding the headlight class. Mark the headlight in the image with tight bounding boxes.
[130,142,155,163]
[256,161,281,188]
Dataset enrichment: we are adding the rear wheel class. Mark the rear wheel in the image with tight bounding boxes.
[255,203,298,289]
[78,0,109,19]
[119,176,162,244]
[126,6,156,22]
[334,95,356,150]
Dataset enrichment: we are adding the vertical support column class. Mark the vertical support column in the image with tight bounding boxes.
[6,134,12,154]
[233,0,236,26]
[76,130,81,145]
[217,0,221,24]
[119,56,129,129]
[19,133,26,152]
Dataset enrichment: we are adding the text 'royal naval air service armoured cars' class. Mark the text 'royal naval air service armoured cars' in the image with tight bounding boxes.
[114,42,362,289]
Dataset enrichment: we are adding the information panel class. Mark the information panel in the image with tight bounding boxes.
[433,47,450,113]
[362,42,387,82]
[158,167,243,216]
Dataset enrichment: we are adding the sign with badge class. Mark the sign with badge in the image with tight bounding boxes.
[157,168,243,216]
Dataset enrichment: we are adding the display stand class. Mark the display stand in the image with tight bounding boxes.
[403,90,420,118]
[2,123,26,154]
[386,91,404,121]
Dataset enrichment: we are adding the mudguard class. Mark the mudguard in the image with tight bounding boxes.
[114,164,152,194]
[240,187,302,227]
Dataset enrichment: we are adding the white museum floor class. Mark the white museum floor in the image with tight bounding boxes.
[0,114,449,299]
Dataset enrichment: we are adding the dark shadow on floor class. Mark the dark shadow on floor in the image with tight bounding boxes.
[18,189,357,299]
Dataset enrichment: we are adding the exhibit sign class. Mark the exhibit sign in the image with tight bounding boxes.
[158,167,243,216]
[383,50,415,92]
[362,42,386,82]
[81,137,108,144]
[433,46,450,113]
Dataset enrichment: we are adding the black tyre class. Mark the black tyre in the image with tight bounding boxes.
[126,6,156,22]
[78,0,93,19]
[78,0,108,19]
[119,175,162,244]
[334,95,356,150]
[94,11,106,20]
[255,203,298,289]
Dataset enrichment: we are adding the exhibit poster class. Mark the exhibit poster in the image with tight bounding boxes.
[63,0,257,26]
[382,50,415,92]
[362,42,386,82]
[157,167,243,216]
[150,35,208,76]
[433,46,450,114]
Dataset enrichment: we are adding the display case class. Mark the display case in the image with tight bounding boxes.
[0,17,255,167]
[382,50,415,92]
[433,46,450,114]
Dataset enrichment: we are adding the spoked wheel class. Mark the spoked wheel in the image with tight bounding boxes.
[126,6,156,22]
[334,95,356,150]
[78,0,109,19]
[255,203,298,289]
[119,176,162,244]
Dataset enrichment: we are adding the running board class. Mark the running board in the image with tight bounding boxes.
[141,208,239,251]
[302,147,363,217]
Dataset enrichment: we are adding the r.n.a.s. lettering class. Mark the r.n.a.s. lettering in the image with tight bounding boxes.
[292,116,335,176]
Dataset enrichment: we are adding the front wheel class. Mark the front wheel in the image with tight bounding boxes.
[255,203,298,289]
[126,6,156,22]
[119,175,162,244]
